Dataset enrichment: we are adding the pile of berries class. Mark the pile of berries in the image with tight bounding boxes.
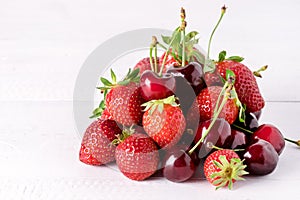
[79,6,299,189]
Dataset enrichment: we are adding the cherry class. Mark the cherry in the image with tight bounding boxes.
[242,138,279,175]
[140,70,176,101]
[162,146,197,182]
[194,118,232,158]
[251,124,285,155]
[252,110,262,121]
[167,62,206,95]
[233,112,259,132]
[230,129,249,150]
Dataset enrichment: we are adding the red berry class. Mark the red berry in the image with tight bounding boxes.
[216,60,265,113]
[134,57,163,75]
[115,133,159,181]
[204,149,248,190]
[106,82,144,126]
[79,119,122,165]
[142,96,186,149]
[191,86,239,124]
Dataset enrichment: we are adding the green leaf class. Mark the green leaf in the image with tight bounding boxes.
[218,50,226,62]
[203,59,216,73]
[110,69,117,83]
[100,77,113,86]
[161,35,171,44]
[127,68,140,80]
[118,79,130,86]
[226,56,244,62]
[97,86,111,90]
[185,31,199,42]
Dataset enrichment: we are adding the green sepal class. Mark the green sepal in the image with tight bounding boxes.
[218,50,226,62]
[226,56,244,62]
[89,100,105,119]
[100,77,113,86]
[161,35,171,44]
[203,59,216,73]
[141,95,179,115]
[110,69,117,83]
[185,31,199,42]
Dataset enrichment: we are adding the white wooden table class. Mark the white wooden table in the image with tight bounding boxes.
[1,0,300,199]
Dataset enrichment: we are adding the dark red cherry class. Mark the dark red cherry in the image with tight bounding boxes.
[233,112,259,132]
[242,139,279,175]
[167,62,206,95]
[162,146,196,182]
[140,70,176,101]
[194,118,232,158]
[252,110,262,121]
[251,124,285,155]
[230,129,249,150]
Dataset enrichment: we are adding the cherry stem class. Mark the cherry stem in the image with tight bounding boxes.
[253,65,268,78]
[180,7,186,67]
[159,32,178,76]
[207,5,226,60]
[188,81,233,155]
[149,40,155,72]
[233,124,300,147]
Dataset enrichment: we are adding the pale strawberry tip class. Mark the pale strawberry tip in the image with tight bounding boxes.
[210,155,248,190]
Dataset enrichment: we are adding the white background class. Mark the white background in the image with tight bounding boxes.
[1,0,300,199]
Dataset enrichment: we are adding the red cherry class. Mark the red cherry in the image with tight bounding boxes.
[162,146,197,182]
[251,124,285,155]
[167,62,206,95]
[194,118,232,158]
[230,129,249,150]
[242,139,279,175]
[140,70,175,101]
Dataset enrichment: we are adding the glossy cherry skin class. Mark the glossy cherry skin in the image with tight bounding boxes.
[162,146,196,182]
[233,112,259,132]
[252,110,262,121]
[242,139,279,175]
[251,124,285,155]
[194,118,232,158]
[140,70,176,101]
[167,62,206,95]
[230,129,249,150]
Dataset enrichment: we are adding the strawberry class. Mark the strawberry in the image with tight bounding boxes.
[204,149,248,190]
[190,86,239,125]
[79,119,122,165]
[134,57,164,75]
[100,108,112,120]
[216,60,265,113]
[105,82,143,126]
[115,133,159,181]
[97,68,144,126]
[142,95,186,149]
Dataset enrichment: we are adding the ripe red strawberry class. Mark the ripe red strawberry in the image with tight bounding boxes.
[134,57,164,75]
[204,149,248,190]
[159,51,182,68]
[100,108,112,120]
[142,95,186,149]
[98,68,144,126]
[105,82,143,126]
[79,119,122,165]
[189,86,238,125]
[216,60,265,113]
[115,133,159,181]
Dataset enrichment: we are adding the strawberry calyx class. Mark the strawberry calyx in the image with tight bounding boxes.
[90,68,140,119]
[211,155,248,190]
[111,126,135,146]
[141,95,179,115]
